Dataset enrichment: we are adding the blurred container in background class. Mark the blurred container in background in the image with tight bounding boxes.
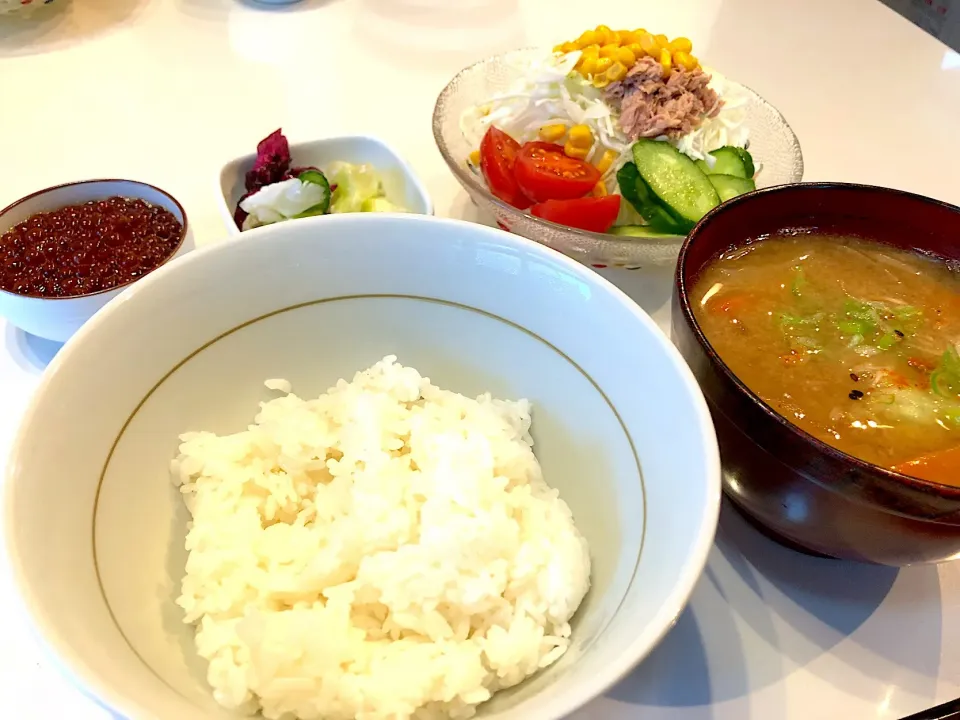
[879,0,960,51]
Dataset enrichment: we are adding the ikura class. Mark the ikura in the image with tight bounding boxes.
[0,197,182,298]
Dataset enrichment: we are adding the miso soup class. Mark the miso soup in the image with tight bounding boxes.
[692,233,960,487]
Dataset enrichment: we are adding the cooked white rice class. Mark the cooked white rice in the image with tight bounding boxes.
[172,356,591,720]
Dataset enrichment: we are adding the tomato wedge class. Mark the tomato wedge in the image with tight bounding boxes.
[514,142,601,203]
[530,195,621,233]
[479,126,532,209]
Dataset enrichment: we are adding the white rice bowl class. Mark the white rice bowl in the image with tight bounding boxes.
[5,214,721,720]
[173,356,591,720]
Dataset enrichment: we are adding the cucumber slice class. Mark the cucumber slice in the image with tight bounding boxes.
[731,146,756,178]
[610,225,682,239]
[708,147,750,179]
[638,174,694,233]
[615,162,645,211]
[293,170,331,216]
[632,140,720,225]
[694,147,756,179]
[707,174,756,202]
[616,162,690,233]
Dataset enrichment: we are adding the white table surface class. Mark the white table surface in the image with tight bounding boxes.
[2,0,959,718]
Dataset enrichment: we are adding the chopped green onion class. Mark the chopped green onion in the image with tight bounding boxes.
[838,320,867,335]
[790,266,806,297]
[841,301,878,334]
[893,305,922,321]
[843,299,873,318]
[929,347,960,399]
[942,345,960,375]
[931,370,958,399]
[877,333,899,351]
[931,370,947,397]
[778,313,804,331]
[779,311,823,329]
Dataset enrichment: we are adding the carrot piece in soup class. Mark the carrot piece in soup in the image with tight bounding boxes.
[705,291,752,317]
[892,445,960,486]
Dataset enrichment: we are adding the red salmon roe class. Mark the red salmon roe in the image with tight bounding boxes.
[0,197,183,298]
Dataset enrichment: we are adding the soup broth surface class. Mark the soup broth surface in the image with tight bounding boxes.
[692,233,960,485]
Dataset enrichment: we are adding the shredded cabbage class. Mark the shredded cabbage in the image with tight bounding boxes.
[460,51,634,181]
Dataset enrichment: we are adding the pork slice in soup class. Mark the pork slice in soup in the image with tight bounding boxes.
[692,233,960,487]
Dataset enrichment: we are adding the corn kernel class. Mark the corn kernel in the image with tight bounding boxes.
[594,25,611,45]
[606,61,628,83]
[564,140,590,160]
[594,57,613,74]
[577,30,598,48]
[659,47,672,77]
[592,75,612,89]
[655,33,669,47]
[596,150,618,174]
[576,44,599,72]
[578,56,598,75]
[608,30,621,45]
[591,180,608,197]
[625,42,645,58]
[616,46,636,66]
[669,36,693,53]
[599,43,620,59]
[468,150,480,165]
[568,124,594,149]
[563,41,579,53]
[579,44,600,61]
[634,28,647,35]
[619,30,639,45]
[538,124,567,142]
[673,50,698,71]
[639,32,659,56]
[553,44,565,53]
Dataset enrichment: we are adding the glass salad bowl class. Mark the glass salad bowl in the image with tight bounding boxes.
[433,48,804,269]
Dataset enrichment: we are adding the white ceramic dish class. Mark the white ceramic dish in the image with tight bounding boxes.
[217,135,434,233]
[4,213,720,720]
[0,180,191,343]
